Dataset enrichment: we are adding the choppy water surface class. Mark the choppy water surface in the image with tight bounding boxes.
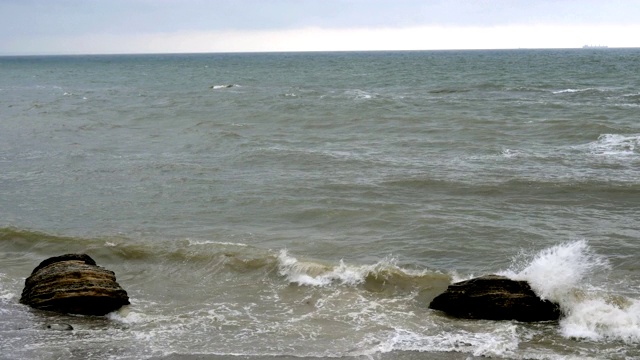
[1,49,640,359]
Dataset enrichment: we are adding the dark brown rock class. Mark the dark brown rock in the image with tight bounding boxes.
[428,275,560,322]
[20,254,129,316]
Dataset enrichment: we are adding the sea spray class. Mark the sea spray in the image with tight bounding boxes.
[501,240,610,302]
[502,240,640,343]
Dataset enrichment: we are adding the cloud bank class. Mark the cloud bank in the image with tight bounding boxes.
[5,24,638,55]
[1,0,639,55]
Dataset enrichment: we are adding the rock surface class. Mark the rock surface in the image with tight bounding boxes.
[429,275,560,322]
[20,254,129,316]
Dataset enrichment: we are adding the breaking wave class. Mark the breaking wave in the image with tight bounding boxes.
[502,240,640,343]
[552,88,596,94]
[276,249,450,293]
[587,133,640,156]
[210,84,239,89]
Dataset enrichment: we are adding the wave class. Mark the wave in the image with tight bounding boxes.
[586,133,640,156]
[344,89,376,100]
[4,227,640,341]
[276,250,449,293]
[0,227,272,273]
[210,84,239,89]
[4,226,640,357]
[382,176,640,199]
[0,227,449,294]
[501,240,640,343]
[551,87,618,95]
[496,133,640,169]
[356,326,527,359]
[621,93,640,104]
[428,88,471,94]
[552,88,595,94]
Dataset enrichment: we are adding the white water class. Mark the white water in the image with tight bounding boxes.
[502,240,640,343]
[277,250,365,286]
[275,243,640,355]
[276,250,435,287]
[588,133,640,156]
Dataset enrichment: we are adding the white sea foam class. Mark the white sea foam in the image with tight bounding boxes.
[560,297,640,342]
[277,250,365,286]
[587,133,640,156]
[356,325,526,359]
[552,88,593,94]
[346,89,374,100]
[501,240,640,343]
[211,84,239,89]
[0,288,15,301]
[449,270,476,283]
[0,273,16,301]
[187,239,248,247]
[107,306,149,324]
[276,250,429,287]
[500,148,522,158]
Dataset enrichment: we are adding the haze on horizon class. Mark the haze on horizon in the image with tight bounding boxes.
[1,0,639,55]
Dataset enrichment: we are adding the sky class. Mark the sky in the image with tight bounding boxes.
[1,0,639,55]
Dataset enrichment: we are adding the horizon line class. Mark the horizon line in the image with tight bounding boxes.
[1,46,635,57]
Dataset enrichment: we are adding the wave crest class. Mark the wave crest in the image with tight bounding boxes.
[276,250,449,292]
[502,240,640,343]
[503,240,609,301]
[588,133,640,156]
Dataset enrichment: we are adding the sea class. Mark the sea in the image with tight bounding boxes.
[1,49,639,360]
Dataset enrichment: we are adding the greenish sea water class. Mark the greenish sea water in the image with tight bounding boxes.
[1,49,640,359]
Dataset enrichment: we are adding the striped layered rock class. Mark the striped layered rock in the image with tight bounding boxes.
[20,254,129,316]
[429,275,560,322]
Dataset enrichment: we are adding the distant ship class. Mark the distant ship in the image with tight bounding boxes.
[582,45,609,49]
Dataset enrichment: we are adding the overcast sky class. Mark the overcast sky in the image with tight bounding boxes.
[1,0,639,55]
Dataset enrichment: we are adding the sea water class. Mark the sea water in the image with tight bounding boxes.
[1,49,640,359]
